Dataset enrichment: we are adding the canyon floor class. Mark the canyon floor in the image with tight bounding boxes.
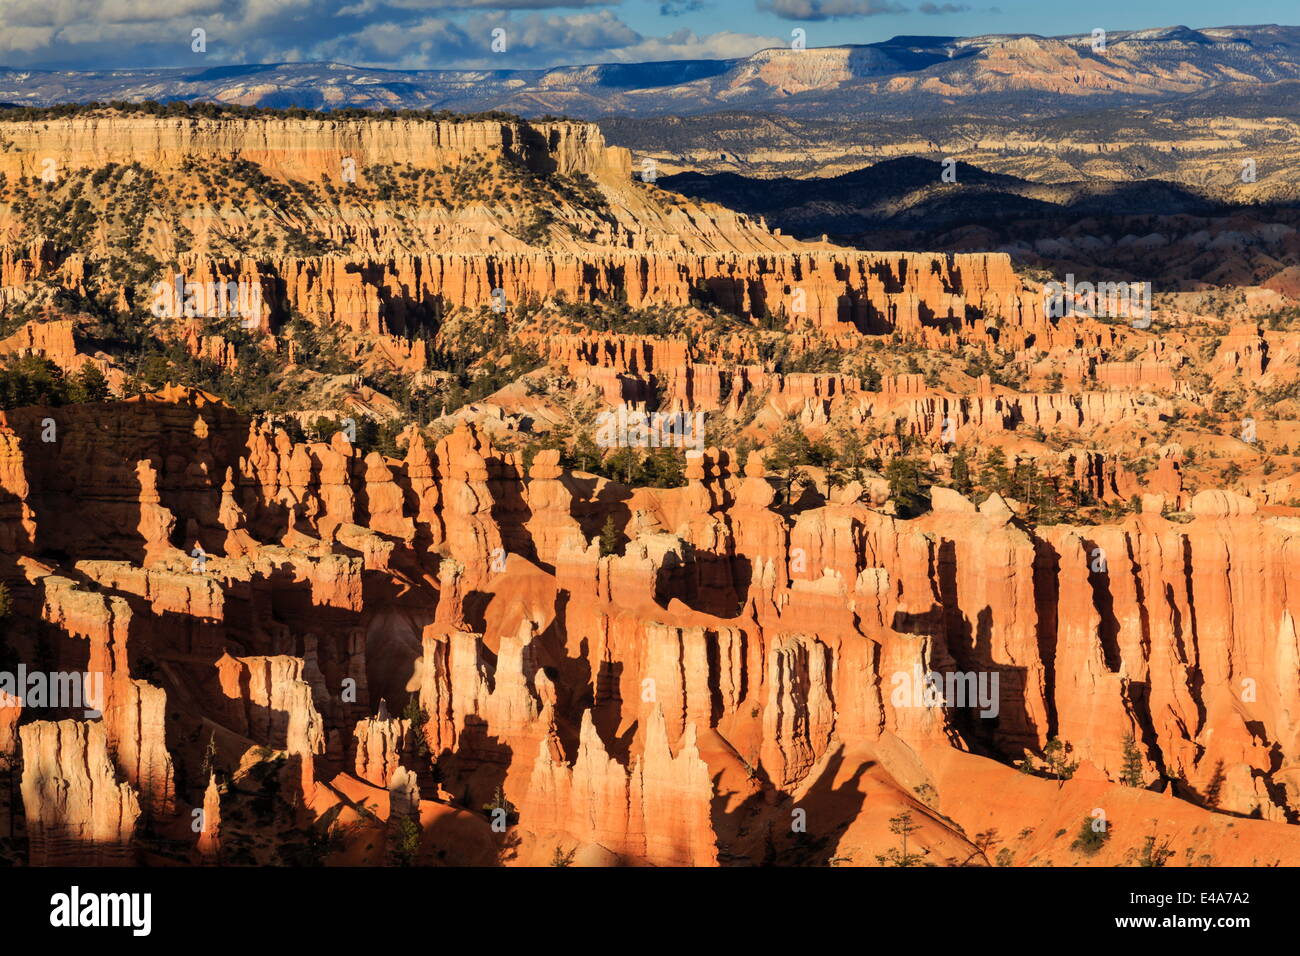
[1,104,1299,868]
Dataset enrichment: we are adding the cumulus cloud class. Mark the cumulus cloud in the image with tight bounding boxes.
[0,0,790,70]
[918,2,970,13]
[0,0,332,65]
[756,0,904,21]
[0,0,773,69]
[0,0,232,29]
[310,15,471,67]
[610,27,780,61]
[507,9,642,54]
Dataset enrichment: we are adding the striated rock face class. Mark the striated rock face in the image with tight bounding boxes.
[0,115,629,186]
[32,571,176,819]
[763,635,836,790]
[353,714,411,788]
[525,708,717,867]
[19,720,141,866]
[107,248,1033,343]
[0,113,1046,354]
[0,319,90,372]
[5,95,1300,871]
[4,373,1300,864]
[215,653,325,799]
[0,692,20,761]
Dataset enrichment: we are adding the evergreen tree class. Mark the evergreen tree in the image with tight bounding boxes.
[765,421,815,473]
[598,515,620,557]
[885,456,931,518]
[1012,456,1063,525]
[199,731,218,782]
[1120,733,1145,788]
[550,846,577,867]
[875,811,927,866]
[1043,737,1079,783]
[605,447,640,485]
[402,697,431,761]
[393,817,422,867]
[764,422,815,504]
[949,446,974,497]
[642,447,686,488]
[0,355,69,408]
[828,426,870,488]
[569,431,602,473]
[69,363,110,402]
[352,414,380,452]
[978,447,1012,498]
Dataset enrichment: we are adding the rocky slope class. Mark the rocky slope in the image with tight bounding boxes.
[1,105,1300,867]
[2,389,1300,866]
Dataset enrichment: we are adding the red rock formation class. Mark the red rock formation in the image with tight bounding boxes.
[32,572,176,819]
[215,653,325,800]
[353,712,411,788]
[2,379,1299,864]
[19,720,141,866]
[197,774,222,864]
[524,708,716,866]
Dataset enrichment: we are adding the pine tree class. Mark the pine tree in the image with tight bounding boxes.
[199,731,218,781]
[949,446,974,496]
[1120,733,1145,788]
[978,447,1012,498]
[828,426,869,488]
[605,447,640,485]
[393,817,421,866]
[885,456,931,518]
[403,697,430,760]
[766,421,812,467]
[1043,737,1079,783]
[598,515,620,557]
[70,363,110,402]
[550,846,576,867]
[570,431,602,473]
[642,447,685,488]
[875,811,927,867]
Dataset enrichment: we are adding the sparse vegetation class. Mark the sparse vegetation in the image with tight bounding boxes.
[1070,816,1111,856]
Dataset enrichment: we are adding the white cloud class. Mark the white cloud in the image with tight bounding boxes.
[0,0,772,69]
[611,27,779,61]
[509,9,642,52]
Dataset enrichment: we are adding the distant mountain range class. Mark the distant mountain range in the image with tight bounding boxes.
[662,157,1223,237]
[661,156,1300,292]
[2,24,1299,120]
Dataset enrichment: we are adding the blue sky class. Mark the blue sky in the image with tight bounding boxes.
[0,0,1296,71]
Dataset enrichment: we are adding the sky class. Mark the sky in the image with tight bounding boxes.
[0,0,1296,72]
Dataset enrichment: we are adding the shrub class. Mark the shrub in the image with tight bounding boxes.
[1070,816,1110,856]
